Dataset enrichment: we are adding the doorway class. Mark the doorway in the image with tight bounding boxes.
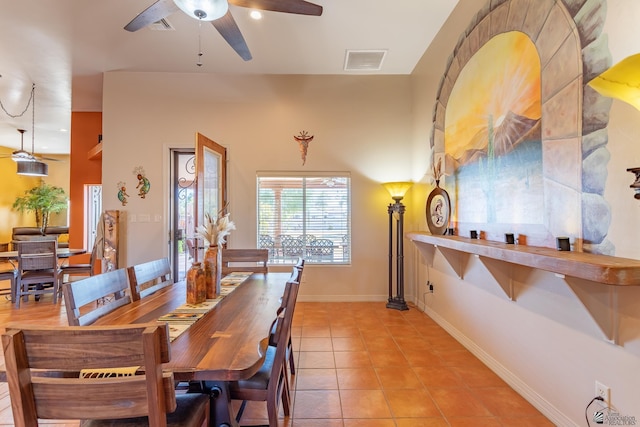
[170,149,196,282]
[170,133,227,282]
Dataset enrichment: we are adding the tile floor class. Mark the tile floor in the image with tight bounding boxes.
[0,294,555,426]
[238,301,555,426]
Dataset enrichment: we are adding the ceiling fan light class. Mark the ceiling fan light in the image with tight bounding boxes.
[17,160,48,177]
[173,0,228,21]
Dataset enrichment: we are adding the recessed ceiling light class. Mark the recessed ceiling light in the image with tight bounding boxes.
[250,10,262,20]
[60,128,68,132]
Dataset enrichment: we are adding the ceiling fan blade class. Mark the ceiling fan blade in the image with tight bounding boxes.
[229,0,322,16]
[124,0,179,32]
[211,11,252,61]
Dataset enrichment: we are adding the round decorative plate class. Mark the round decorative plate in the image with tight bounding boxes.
[426,185,451,235]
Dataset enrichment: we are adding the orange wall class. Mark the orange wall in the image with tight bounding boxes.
[68,112,102,263]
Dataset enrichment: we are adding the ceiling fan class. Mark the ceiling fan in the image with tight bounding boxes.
[0,129,59,163]
[124,0,323,61]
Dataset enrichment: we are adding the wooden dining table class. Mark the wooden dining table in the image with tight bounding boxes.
[0,247,86,261]
[93,271,289,427]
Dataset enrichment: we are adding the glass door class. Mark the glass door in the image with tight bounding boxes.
[171,149,196,282]
[195,133,227,260]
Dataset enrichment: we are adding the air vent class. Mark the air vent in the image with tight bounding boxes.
[344,50,387,71]
[149,18,174,31]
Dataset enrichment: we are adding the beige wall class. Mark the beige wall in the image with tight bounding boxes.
[102,72,414,300]
[407,0,640,425]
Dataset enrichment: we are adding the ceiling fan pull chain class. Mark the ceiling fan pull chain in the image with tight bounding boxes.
[197,20,203,67]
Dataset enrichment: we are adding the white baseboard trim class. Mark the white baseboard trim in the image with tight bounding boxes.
[416,300,577,427]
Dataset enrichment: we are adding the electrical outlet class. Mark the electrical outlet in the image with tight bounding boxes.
[595,381,611,406]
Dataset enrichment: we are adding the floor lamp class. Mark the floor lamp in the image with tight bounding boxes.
[382,182,413,311]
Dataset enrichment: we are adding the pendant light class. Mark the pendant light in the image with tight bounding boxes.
[17,160,48,176]
[16,83,48,177]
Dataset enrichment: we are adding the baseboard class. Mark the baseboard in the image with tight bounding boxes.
[416,300,577,427]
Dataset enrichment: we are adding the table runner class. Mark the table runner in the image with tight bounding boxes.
[159,272,253,341]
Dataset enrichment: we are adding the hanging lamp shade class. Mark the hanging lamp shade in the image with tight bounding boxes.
[173,0,228,21]
[587,53,640,110]
[17,160,48,177]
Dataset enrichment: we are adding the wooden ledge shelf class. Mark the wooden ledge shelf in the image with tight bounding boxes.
[407,232,640,286]
[87,141,102,160]
[407,231,640,345]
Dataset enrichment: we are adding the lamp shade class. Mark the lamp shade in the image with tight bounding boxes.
[173,0,228,21]
[587,53,640,110]
[382,181,413,201]
[17,160,48,177]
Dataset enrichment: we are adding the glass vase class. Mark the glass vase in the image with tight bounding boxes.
[186,261,206,304]
[204,245,221,299]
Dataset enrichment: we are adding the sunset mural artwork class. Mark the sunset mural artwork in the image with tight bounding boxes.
[445,32,543,225]
[432,0,611,251]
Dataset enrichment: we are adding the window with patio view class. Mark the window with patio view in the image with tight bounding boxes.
[257,174,351,265]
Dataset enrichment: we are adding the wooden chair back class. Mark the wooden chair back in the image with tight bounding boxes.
[277,263,303,375]
[16,240,61,307]
[2,322,175,427]
[62,268,131,326]
[185,238,196,260]
[17,239,58,271]
[127,258,173,301]
[221,249,268,275]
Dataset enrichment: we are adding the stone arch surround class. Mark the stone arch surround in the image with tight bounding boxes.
[431,0,613,253]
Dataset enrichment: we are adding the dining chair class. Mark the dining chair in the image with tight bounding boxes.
[281,236,305,261]
[259,234,276,257]
[221,248,269,276]
[2,322,210,427]
[308,238,334,262]
[62,268,132,326]
[0,265,17,303]
[60,239,98,284]
[229,274,300,426]
[127,258,173,301]
[186,238,196,260]
[15,239,62,308]
[273,261,304,376]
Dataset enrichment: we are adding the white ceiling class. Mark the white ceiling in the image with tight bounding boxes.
[0,0,458,155]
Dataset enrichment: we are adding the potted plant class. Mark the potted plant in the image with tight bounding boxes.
[13,182,68,233]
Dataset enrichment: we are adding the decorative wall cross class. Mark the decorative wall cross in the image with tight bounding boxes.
[293,130,314,165]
